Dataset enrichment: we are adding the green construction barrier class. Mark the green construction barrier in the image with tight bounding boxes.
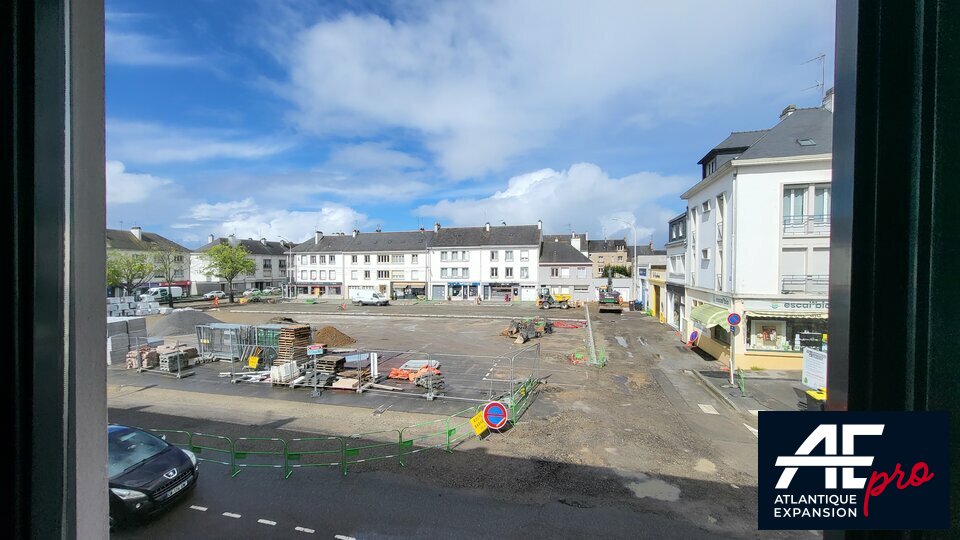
[190,432,236,474]
[285,436,346,477]
[233,437,287,478]
[342,429,402,472]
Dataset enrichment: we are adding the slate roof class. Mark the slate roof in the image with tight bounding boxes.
[431,225,541,247]
[737,108,833,160]
[195,237,292,256]
[344,230,434,252]
[106,229,189,252]
[587,239,628,253]
[697,130,769,164]
[539,240,592,264]
[290,234,354,253]
[630,245,667,257]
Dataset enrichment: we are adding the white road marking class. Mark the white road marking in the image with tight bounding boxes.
[190,505,207,511]
[295,526,315,534]
[615,336,628,348]
[730,484,740,489]
[626,351,634,358]
[743,423,759,438]
[335,536,356,540]
[698,404,719,415]
[258,519,277,526]
[749,409,762,417]
[222,512,242,519]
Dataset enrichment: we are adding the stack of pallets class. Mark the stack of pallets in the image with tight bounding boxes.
[276,325,311,365]
[314,355,345,373]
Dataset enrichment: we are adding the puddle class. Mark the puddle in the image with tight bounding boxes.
[615,336,628,348]
[623,473,681,502]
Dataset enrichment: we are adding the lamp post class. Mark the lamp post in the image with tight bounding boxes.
[611,218,637,305]
[278,236,293,298]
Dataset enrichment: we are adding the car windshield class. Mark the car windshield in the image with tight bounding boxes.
[107,426,169,478]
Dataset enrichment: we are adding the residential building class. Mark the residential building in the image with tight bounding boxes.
[646,265,667,321]
[586,238,631,278]
[682,91,833,369]
[342,229,434,300]
[632,242,667,308]
[664,214,688,333]
[538,235,594,302]
[289,231,353,298]
[190,234,292,295]
[106,226,190,294]
[429,221,542,301]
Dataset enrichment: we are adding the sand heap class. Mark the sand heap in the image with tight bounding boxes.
[148,309,221,337]
[314,326,356,347]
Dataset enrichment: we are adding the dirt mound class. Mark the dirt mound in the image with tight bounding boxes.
[314,326,356,347]
[148,309,221,337]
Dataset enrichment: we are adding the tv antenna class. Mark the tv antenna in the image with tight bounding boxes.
[801,53,826,102]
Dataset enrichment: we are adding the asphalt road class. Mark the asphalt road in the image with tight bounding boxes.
[109,409,726,540]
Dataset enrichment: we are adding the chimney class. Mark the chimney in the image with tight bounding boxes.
[207,233,215,244]
[130,226,142,240]
[314,231,322,245]
[352,229,359,237]
[537,219,542,230]
[434,222,440,233]
[571,233,581,252]
[228,233,236,246]
[780,104,797,120]
[485,222,490,232]
[822,87,835,112]
[260,237,267,246]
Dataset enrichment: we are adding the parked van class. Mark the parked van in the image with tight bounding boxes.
[350,289,389,306]
[140,286,183,301]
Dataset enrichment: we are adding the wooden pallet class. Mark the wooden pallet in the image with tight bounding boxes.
[276,325,311,364]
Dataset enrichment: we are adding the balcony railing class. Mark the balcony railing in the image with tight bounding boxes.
[781,274,829,294]
[783,215,831,236]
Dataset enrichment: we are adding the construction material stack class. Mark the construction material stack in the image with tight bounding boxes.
[276,325,311,366]
[107,296,160,317]
[107,316,158,365]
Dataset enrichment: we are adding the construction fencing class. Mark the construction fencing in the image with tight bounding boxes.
[150,406,486,478]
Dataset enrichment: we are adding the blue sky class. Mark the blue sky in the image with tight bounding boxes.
[106,0,836,248]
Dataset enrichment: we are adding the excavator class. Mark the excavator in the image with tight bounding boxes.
[537,287,572,309]
[597,267,623,313]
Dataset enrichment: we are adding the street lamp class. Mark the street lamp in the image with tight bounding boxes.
[278,235,294,299]
[610,218,637,305]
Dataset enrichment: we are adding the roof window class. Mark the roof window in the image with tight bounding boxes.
[797,138,817,146]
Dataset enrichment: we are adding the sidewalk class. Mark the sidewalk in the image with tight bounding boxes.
[694,369,808,413]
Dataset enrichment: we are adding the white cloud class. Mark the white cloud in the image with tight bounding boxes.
[108,120,291,164]
[326,142,426,171]
[186,199,368,243]
[417,163,693,242]
[106,31,202,67]
[106,160,173,204]
[272,1,835,178]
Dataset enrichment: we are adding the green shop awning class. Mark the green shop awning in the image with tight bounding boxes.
[690,303,730,330]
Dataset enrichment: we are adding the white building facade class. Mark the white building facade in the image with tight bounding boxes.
[190,234,291,295]
[664,214,687,333]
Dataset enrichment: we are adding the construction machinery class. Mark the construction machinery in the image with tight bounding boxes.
[537,287,572,309]
[598,268,623,313]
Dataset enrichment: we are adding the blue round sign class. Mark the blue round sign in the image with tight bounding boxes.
[483,401,509,430]
[727,312,742,326]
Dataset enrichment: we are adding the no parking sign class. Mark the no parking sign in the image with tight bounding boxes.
[482,401,509,430]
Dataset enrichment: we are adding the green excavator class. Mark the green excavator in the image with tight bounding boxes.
[597,267,623,313]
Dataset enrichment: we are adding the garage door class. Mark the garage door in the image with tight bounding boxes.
[520,286,536,301]
[615,287,631,301]
[432,285,445,300]
[573,286,591,301]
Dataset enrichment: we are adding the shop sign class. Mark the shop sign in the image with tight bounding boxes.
[743,299,829,311]
[636,267,648,277]
[712,295,731,306]
[801,348,827,390]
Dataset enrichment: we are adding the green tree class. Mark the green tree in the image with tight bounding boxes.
[152,247,188,307]
[106,251,155,296]
[601,264,632,278]
[201,243,255,303]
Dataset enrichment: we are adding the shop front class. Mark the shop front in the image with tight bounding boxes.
[484,282,519,302]
[686,289,733,362]
[297,281,343,298]
[740,298,828,369]
[391,281,427,300]
[666,283,686,333]
[647,269,666,322]
[447,282,480,300]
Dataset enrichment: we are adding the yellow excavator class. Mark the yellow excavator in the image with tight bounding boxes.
[537,287,572,309]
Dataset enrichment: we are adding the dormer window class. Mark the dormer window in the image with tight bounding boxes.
[705,158,717,176]
[701,200,712,213]
[797,138,817,147]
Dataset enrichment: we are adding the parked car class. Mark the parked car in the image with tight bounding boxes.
[262,286,282,295]
[108,424,199,528]
[202,290,226,299]
[242,288,261,297]
[350,289,389,306]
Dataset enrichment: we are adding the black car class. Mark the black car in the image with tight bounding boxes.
[108,424,199,526]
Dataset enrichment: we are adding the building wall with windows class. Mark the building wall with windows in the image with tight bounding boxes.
[539,239,594,301]
[106,227,191,295]
[190,235,292,295]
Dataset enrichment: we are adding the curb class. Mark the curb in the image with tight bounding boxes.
[692,370,742,413]
[227,309,586,323]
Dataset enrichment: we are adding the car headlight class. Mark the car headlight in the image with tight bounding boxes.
[183,449,198,467]
[110,488,147,500]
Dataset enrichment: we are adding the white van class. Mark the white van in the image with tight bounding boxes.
[350,289,389,306]
[141,286,183,301]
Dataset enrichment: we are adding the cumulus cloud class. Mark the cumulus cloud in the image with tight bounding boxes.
[108,120,292,165]
[106,160,173,204]
[417,163,693,243]
[186,198,368,243]
[271,1,834,178]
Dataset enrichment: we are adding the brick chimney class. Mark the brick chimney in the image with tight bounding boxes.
[780,104,797,120]
[130,226,142,240]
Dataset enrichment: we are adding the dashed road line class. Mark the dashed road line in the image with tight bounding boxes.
[258,519,277,526]
[189,505,207,512]
[743,423,759,438]
[335,535,357,540]
[222,512,242,519]
[698,404,719,415]
[294,526,315,534]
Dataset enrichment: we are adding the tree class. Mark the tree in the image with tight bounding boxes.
[106,251,154,296]
[601,264,632,278]
[201,243,255,303]
[152,247,188,307]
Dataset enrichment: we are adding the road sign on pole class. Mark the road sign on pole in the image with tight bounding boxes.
[727,312,742,326]
[482,401,509,430]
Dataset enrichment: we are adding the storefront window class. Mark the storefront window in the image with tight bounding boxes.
[712,325,730,345]
[747,318,828,352]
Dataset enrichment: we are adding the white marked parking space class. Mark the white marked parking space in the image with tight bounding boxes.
[222,512,242,518]
[698,404,719,415]
[190,505,208,511]
[258,519,277,526]
[743,423,759,438]
[295,526,315,534]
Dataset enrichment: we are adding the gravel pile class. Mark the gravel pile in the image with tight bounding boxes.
[148,309,222,337]
[313,326,357,347]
